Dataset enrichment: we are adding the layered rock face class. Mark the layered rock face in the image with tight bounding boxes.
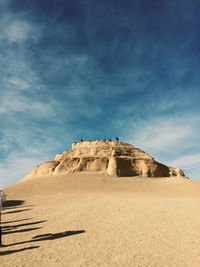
[22,141,185,180]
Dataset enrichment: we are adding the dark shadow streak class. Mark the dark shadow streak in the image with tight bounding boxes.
[3,206,23,210]
[3,200,24,208]
[2,208,32,215]
[5,230,85,246]
[2,227,42,235]
[1,218,33,224]
[3,205,35,210]
[33,231,85,240]
[0,246,39,255]
[2,220,46,230]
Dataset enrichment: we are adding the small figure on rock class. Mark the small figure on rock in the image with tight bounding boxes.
[81,138,83,142]
[108,138,112,141]
[116,137,119,141]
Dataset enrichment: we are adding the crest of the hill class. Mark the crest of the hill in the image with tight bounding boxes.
[22,140,185,181]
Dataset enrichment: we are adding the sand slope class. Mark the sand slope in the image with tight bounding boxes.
[1,173,200,267]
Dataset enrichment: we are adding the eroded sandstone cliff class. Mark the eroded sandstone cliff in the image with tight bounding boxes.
[22,141,185,180]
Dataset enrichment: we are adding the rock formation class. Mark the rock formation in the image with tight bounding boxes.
[22,141,185,180]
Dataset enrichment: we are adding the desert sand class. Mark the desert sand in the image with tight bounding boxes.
[1,173,200,267]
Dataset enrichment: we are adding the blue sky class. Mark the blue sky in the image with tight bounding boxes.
[1,0,200,186]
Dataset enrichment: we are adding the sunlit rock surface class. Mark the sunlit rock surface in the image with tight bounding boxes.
[22,140,185,180]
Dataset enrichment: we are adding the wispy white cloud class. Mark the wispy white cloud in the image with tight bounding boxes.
[7,79,30,90]
[167,153,200,180]
[0,44,43,93]
[132,122,193,152]
[0,13,42,43]
[167,153,200,170]
[0,154,50,187]
[123,115,200,179]
[5,20,31,43]
[0,125,72,187]
[126,116,199,152]
[0,89,57,117]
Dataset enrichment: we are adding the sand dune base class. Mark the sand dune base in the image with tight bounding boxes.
[1,173,200,267]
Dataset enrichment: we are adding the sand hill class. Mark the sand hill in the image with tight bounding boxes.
[2,141,200,266]
[1,173,200,266]
[22,141,185,181]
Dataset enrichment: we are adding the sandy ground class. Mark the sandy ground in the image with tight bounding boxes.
[1,173,200,267]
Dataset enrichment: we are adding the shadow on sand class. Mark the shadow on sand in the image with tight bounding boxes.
[3,205,35,210]
[0,246,40,255]
[1,199,85,255]
[2,227,42,235]
[1,201,45,254]
[1,218,33,225]
[2,208,32,215]
[5,230,85,247]
[2,220,46,230]
[32,230,86,241]
[3,200,25,208]
[2,200,33,215]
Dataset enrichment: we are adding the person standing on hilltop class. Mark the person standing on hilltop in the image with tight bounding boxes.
[0,188,6,247]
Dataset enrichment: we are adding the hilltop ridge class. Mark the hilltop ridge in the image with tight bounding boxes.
[22,140,185,181]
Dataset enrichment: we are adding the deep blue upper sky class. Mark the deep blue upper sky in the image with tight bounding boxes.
[1,0,200,186]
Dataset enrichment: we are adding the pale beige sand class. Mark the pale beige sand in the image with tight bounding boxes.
[1,173,200,267]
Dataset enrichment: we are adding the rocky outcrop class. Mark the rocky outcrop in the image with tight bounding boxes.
[22,141,185,180]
